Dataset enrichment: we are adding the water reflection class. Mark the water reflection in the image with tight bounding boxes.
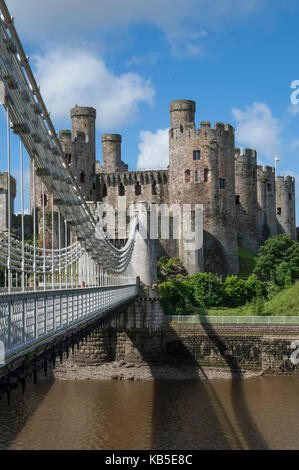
[0,377,299,450]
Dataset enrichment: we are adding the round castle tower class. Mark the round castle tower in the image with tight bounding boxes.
[257,166,277,244]
[168,100,239,275]
[235,148,258,253]
[276,175,296,240]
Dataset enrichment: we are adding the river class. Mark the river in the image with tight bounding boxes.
[0,376,299,450]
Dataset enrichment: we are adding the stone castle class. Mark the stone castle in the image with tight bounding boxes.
[0,99,296,277]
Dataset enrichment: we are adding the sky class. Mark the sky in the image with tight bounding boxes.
[2,0,299,221]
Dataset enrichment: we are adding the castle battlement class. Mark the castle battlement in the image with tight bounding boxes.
[0,172,16,196]
[257,165,276,176]
[99,169,168,186]
[276,175,296,185]
[170,121,234,142]
[235,148,257,161]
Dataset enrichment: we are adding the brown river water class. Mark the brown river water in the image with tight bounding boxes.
[0,376,299,450]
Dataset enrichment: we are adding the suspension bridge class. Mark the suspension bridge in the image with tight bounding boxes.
[0,0,141,397]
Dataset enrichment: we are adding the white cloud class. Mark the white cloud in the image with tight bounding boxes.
[288,104,299,117]
[232,102,282,159]
[137,128,169,169]
[7,0,265,55]
[32,47,154,130]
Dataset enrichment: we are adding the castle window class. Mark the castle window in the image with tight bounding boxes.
[195,170,199,182]
[204,168,209,183]
[185,170,191,183]
[235,195,240,205]
[93,183,96,190]
[277,207,282,215]
[289,193,292,201]
[119,183,125,196]
[193,150,201,161]
[267,183,272,192]
[152,182,158,195]
[41,194,47,207]
[80,172,86,184]
[67,154,72,164]
[219,178,226,190]
[135,183,142,196]
[102,184,107,197]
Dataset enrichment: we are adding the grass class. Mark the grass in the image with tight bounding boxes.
[206,281,299,317]
[238,246,256,278]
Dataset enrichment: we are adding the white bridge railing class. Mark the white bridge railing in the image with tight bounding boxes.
[0,283,138,366]
[164,315,299,324]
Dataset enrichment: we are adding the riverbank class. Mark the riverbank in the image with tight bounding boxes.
[44,360,261,382]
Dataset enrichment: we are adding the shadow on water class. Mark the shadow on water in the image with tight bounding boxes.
[0,318,269,450]
[126,321,269,450]
[199,321,269,450]
[0,380,53,450]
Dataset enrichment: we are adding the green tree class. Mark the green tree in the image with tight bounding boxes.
[254,234,299,285]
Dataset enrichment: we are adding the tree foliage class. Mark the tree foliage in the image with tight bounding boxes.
[254,234,299,286]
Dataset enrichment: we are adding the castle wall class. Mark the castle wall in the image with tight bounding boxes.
[99,170,169,209]
[257,166,277,245]
[168,102,238,275]
[276,176,296,240]
[235,148,259,253]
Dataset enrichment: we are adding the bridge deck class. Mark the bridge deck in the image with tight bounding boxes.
[0,284,137,369]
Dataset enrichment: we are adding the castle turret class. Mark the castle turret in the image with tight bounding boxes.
[235,148,258,253]
[169,100,238,275]
[101,134,128,173]
[257,166,277,244]
[71,106,96,155]
[276,175,296,240]
[169,100,196,130]
[0,172,16,232]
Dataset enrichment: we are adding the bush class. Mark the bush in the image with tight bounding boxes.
[189,272,225,308]
[158,280,194,315]
[157,257,188,282]
[223,276,248,307]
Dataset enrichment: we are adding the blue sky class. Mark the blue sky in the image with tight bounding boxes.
[2,0,299,221]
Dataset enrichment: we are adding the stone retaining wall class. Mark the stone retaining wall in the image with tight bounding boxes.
[72,321,299,375]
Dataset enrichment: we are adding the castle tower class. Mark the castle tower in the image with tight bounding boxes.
[235,148,259,253]
[0,172,16,233]
[169,100,239,275]
[276,175,296,240]
[257,166,277,244]
[101,134,128,173]
[70,106,97,201]
[169,100,196,130]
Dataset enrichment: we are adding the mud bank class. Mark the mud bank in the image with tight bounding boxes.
[43,360,261,382]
